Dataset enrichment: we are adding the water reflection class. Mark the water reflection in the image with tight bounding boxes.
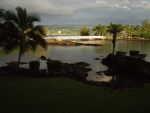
[0,40,150,82]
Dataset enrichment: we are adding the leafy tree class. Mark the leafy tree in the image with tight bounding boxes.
[134,25,141,37]
[0,6,47,71]
[80,25,89,36]
[124,24,131,38]
[142,19,150,37]
[130,25,135,38]
[106,24,124,55]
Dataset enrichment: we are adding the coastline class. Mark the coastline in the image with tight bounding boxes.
[1,38,150,47]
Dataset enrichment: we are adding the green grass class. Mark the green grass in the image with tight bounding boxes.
[0,75,150,113]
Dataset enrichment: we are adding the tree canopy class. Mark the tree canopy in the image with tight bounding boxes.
[106,23,124,55]
[0,6,47,71]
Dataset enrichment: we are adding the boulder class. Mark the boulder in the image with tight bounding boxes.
[61,69,68,75]
[40,56,47,60]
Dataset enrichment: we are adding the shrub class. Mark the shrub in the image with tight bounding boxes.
[80,25,89,36]
[130,50,139,57]
[116,51,127,57]
[29,61,40,71]
[47,60,61,74]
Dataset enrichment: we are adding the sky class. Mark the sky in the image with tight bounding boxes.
[0,0,150,26]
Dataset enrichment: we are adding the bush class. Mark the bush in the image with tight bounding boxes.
[130,50,139,57]
[116,51,127,57]
[80,25,89,36]
[47,60,61,74]
[29,61,40,70]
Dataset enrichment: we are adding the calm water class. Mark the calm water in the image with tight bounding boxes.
[0,40,150,82]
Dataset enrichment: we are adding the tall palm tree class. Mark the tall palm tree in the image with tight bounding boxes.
[1,6,47,71]
[0,8,5,43]
[106,24,124,55]
[0,8,4,19]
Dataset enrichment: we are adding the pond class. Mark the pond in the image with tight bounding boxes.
[0,40,150,82]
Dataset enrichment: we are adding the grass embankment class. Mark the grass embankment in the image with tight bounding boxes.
[0,75,150,113]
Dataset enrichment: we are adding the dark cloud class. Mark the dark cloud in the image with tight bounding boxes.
[0,0,150,25]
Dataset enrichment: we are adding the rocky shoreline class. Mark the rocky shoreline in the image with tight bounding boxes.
[0,40,103,47]
[1,54,150,93]
[45,40,103,46]
[100,54,150,89]
[1,38,150,47]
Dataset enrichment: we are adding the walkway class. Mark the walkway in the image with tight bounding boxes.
[44,36,106,42]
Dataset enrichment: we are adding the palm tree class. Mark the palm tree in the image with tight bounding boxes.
[0,8,6,43]
[134,25,141,37]
[106,24,124,55]
[1,6,47,71]
[93,24,106,36]
[142,19,150,37]
[0,8,4,19]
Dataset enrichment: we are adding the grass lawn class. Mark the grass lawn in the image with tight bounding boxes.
[0,75,150,113]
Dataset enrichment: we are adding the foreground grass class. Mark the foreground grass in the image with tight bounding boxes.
[0,75,150,113]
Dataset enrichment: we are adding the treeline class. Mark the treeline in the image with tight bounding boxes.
[45,25,94,35]
[45,19,150,38]
[92,20,150,38]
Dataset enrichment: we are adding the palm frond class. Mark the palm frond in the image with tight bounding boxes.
[27,32,47,50]
[26,25,47,50]
[0,8,4,18]
[26,39,38,52]
[3,39,19,54]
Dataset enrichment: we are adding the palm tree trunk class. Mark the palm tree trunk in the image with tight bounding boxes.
[112,33,116,55]
[113,43,115,55]
[16,44,22,72]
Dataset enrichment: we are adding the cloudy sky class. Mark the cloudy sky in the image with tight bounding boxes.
[0,0,150,26]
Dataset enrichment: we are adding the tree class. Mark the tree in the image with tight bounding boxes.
[142,19,150,38]
[93,24,106,36]
[0,8,6,43]
[80,25,89,36]
[0,6,47,71]
[134,25,141,37]
[107,22,115,38]
[0,8,4,20]
[124,24,130,38]
[106,24,124,55]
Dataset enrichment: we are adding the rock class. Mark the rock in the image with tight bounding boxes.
[61,69,68,75]
[18,68,30,75]
[69,68,74,73]
[75,69,88,77]
[85,68,92,71]
[47,59,52,61]
[40,56,47,60]
[94,58,100,60]
[75,62,90,67]
[96,71,103,75]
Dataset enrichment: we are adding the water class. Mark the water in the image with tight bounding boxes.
[0,40,150,82]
